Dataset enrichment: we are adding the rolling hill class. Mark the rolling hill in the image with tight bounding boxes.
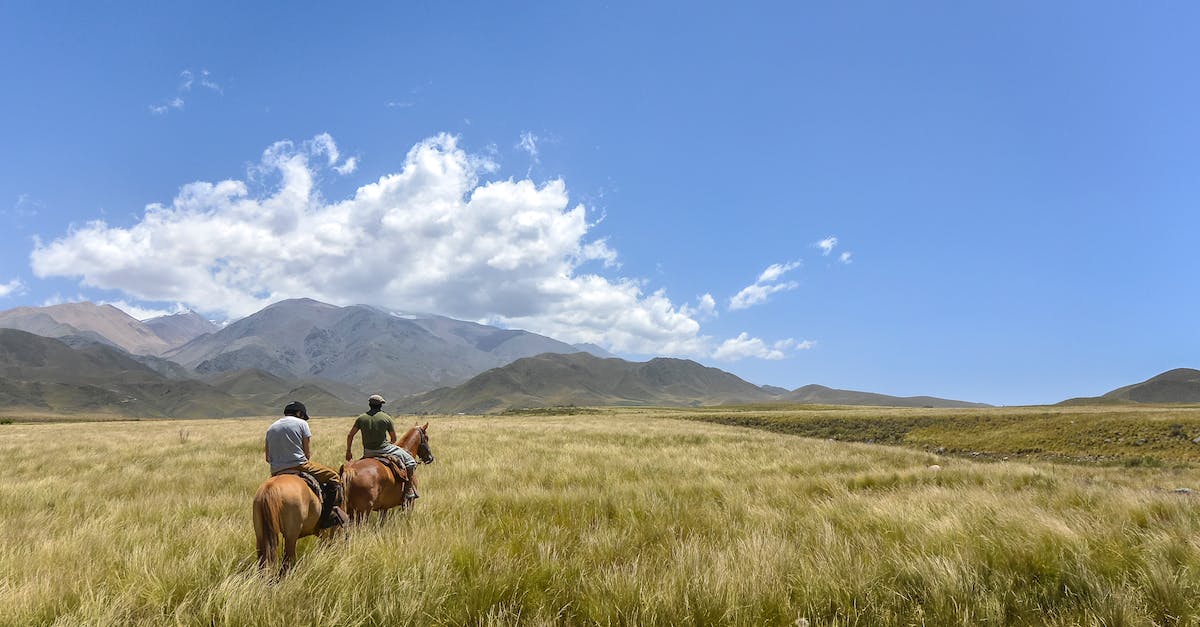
[1060,368,1200,404]
[0,328,258,417]
[394,352,777,413]
[395,352,993,413]
[784,384,991,408]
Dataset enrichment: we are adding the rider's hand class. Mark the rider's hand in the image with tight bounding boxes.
[344,450,352,461]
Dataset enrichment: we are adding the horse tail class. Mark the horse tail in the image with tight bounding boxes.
[339,463,355,492]
[253,483,282,569]
[339,463,356,510]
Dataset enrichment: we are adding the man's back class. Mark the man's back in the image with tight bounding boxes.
[354,410,393,451]
[266,416,310,473]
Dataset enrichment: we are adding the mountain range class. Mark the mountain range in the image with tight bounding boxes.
[394,352,990,414]
[0,328,257,417]
[162,298,602,398]
[4,298,1191,418]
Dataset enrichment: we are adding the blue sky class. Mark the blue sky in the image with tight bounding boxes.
[1,2,1197,405]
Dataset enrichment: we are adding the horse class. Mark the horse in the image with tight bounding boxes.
[340,422,435,525]
[252,474,340,576]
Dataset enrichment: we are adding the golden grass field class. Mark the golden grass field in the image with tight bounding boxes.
[3,407,1200,625]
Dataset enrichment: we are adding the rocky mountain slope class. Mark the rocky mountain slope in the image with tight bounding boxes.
[142,311,219,346]
[0,302,173,355]
[164,299,597,397]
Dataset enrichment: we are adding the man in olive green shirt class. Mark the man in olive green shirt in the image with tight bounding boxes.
[345,394,418,498]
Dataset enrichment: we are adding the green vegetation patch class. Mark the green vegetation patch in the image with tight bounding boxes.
[679,404,1200,467]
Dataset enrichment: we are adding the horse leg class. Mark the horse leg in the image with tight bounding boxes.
[378,507,389,525]
[281,533,298,577]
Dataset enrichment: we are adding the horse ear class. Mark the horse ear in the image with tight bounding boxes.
[421,421,430,431]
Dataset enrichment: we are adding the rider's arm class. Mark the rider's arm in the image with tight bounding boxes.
[345,426,359,461]
[264,438,270,463]
[302,435,312,461]
[388,428,398,444]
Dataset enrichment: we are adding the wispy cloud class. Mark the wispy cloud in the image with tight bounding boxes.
[102,300,186,321]
[150,69,223,115]
[518,132,539,159]
[729,261,800,311]
[816,236,838,256]
[0,278,23,298]
[839,251,852,264]
[712,333,813,361]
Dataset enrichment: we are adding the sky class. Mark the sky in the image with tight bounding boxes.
[1,2,1198,405]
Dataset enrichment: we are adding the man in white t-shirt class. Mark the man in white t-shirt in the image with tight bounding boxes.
[265,401,346,528]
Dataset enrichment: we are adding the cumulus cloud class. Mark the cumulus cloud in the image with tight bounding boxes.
[729,261,800,311]
[0,278,23,298]
[678,293,717,322]
[31,133,714,355]
[712,333,812,361]
[816,236,838,256]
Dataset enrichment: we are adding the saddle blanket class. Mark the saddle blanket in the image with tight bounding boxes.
[363,453,411,481]
[276,469,322,500]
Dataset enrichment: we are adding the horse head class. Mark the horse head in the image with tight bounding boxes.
[415,422,435,464]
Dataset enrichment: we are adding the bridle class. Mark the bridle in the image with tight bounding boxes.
[415,425,434,464]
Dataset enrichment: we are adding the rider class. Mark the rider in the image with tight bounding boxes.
[265,401,348,528]
[344,394,419,500]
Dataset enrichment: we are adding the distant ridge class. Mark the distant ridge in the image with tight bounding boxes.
[398,352,779,414]
[1061,368,1200,404]
[142,311,218,347]
[0,329,257,417]
[0,302,172,355]
[785,384,991,408]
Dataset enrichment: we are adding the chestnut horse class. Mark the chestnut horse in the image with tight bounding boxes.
[340,423,434,524]
[252,474,338,576]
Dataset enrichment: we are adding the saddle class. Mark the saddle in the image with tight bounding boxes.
[363,453,410,482]
[276,469,323,500]
[276,469,348,529]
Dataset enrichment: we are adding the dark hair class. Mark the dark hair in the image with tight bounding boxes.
[283,400,307,418]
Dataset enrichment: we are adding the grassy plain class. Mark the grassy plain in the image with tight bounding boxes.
[676,403,1200,467]
[2,408,1200,625]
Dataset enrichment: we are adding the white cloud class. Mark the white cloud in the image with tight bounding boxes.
[30,133,711,355]
[150,69,222,115]
[102,300,186,321]
[518,132,539,160]
[680,293,717,321]
[729,261,800,311]
[712,333,812,361]
[334,157,358,175]
[197,70,222,94]
[816,236,838,256]
[839,251,852,264]
[0,278,23,298]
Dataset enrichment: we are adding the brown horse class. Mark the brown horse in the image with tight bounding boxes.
[252,474,338,576]
[340,423,434,524]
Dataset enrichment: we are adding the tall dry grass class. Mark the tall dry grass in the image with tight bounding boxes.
[1,412,1199,625]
